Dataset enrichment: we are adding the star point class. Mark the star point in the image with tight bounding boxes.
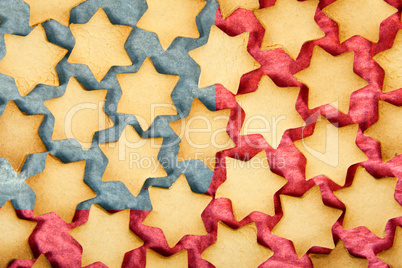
[322,0,397,43]
[44,77,114,150]
[334,167,402,238]
[217,0,259,19]
[201,221,273,267]
[143,174,212,247]
[189,25,260,94]
[254,0,324,59]
[100,125,167,197]
[0,101,47,173]
[377,226,402,267]
[0,25,68,96]
[117,57,179,131]
[294,46,368,114]
[216,151,287,220]
[68,8,133,82]
[69,204,143,267]
[137,0,206,50]
[272,185,343,258]
[25,154,96,223]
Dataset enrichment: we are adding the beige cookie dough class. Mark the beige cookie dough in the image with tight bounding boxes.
[294,46,368,114]
[272,185,343,258]
[334,166,402,238]
[201,221,273,267]
[23,0,86,26]
[374,30,402,92]
[137,0,206,50]
[44,77,114,150]
[189,25,260,94]
[378,226,402,267]
[309,240,368,267]
[322,0,397,43]
[32,254,52,268]
[26,154,96,223]
[294,116,368,186]
[117,57,179,131]
[68,8,132,82]
[169,98,235,171]
[0,25,67,97]
[364,100,402,162]
[145,249,188,268]
[69,204,143,267]
[236,75,304,148]
[216,151,287,220]
[100,125,166,197]
[0,101,46,173]
[254,0,324,59]
[216,0,259,19]
[143,174,212,248]
[0,201,37,267]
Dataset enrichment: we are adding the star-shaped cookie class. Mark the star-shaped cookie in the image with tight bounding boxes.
[143,174,212,247]
[201,222,273,267]
[294,46,368,114]
[235,75,304,148]
[294,117,367,186]
[23,0,86,26]
[0,25,68,96]
[0,101,46,173]
[189,25,260,94]
[69,204,143,267]
[216,151,287,220]
[334,166,402,238]
[364,100,402,162]
[100,125,167,197]
[136,0,206,50]
[116,57,179,131]
[26,154,96,223]
[169,98,235,171]
[44,77,114,150]
[68,8,132,81]
[0,201,37,267]
[254,0,324,59]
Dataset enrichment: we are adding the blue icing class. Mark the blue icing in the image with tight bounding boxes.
[0,0,219,210]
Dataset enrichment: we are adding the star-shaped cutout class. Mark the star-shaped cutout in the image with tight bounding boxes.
[189,25,260,94]
[272,185,343,258]
[364,101,402,162]
[0,25,68,96]
[117,57,179,131]
[23,0,86,26]
[201,222,273,267]
[0,101,46,173]
[334,167,402,238]
[322,0,397,43]
[146,249,188,267]
[216,151,287,220]
[32,254,52,268]
[0,201,37,267]
[68,8,132,82]
[309,240,369,267]
[294,117,367,186]
[216,0,259,19]
[69,204,143,267]
[169,98,235,171]
[136,0,206,50]
[143,174,212,247]
[254,0,324,59]
[25,154,96,223]
[44,77,114,150]
[235,75,304,148]
[294,46,368,114]
[100,125,167,197]
[373,30,402,92]
[378,226,402,267]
